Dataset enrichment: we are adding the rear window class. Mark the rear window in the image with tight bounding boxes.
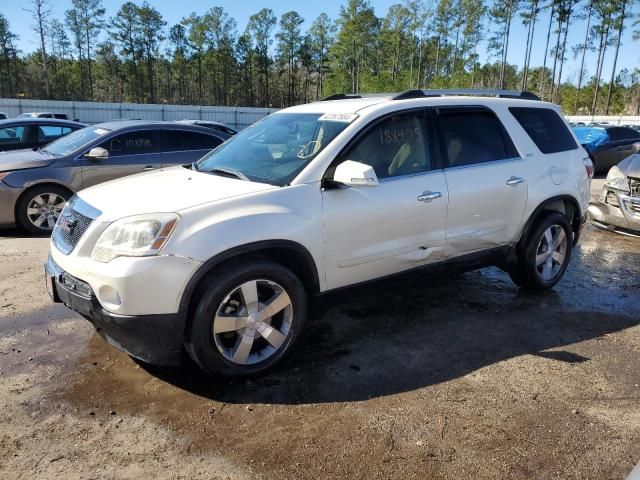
[509,107,577,154]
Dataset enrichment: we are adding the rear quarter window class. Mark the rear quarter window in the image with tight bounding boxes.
[509,107,577,154]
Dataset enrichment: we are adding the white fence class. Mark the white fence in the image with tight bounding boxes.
[566,115,640,126]
[0,98,279,130]
[2,98,639,128]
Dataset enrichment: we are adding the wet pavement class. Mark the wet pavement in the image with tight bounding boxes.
[1,187,639,479]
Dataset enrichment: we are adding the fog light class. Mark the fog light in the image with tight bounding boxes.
[98,285,121,307]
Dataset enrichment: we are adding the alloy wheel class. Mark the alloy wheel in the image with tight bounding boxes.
[26,193,66,231]
[535,224,568,281]
[212,279,293,365]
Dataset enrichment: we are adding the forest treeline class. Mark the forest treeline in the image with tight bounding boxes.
[0,0,639,114]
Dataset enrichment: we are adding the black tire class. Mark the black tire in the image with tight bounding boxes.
[185,260,307,377]
[509,212,573,291]
[16,185,70,234]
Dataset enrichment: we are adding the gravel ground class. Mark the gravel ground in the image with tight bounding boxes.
[1,178,639,479]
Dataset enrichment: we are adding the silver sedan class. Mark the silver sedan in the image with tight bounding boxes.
[589,145,640,235]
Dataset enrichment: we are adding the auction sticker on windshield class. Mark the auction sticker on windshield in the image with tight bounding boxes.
[318,113,358,123]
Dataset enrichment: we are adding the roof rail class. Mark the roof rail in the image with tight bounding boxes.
[392,89,540,101]
[321,89,541,102]
[321,93,363,101]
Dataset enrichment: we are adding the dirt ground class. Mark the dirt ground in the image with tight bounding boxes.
[1,179,639,479]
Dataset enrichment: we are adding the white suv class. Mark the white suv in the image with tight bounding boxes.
[45,89,592,376]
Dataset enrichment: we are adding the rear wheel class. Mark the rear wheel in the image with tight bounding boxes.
[185,260,307,377]
[16,185,69,234]
[509,212,573,290]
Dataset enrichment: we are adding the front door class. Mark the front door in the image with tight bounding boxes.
[80,129,162,188]
[322,110,448,290]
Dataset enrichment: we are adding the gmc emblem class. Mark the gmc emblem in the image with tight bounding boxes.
[58,212,79,236]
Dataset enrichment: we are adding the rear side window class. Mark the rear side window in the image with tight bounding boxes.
[437,108,518,167]
[162,130,223,152]
[39,125,74,140]
[0,126,25,145]
[509,107,577,154]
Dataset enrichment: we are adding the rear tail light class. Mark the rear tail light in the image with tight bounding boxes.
[583,157,594,179]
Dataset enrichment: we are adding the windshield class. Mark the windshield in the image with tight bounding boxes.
[194,113,352,186]
[44,126,112,157]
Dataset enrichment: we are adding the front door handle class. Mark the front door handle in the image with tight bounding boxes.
[506,176,526,186]
[417,191,442,202]
[143,165,156,171]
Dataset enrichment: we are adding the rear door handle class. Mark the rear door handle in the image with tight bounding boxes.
[506,176,526,186]
[417,191,442,202]
[143,165,156,171]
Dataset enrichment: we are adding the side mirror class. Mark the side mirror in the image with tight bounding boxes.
[85,147,109,160]
[333,160,379,187]
[633,142,640,154]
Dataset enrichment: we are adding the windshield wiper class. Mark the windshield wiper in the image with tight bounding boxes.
[209,167,249,181]
[191,161,199,172]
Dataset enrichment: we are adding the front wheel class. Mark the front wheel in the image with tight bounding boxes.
[509,212,573,290]
[16,185,70,234]
[185,260,307,377]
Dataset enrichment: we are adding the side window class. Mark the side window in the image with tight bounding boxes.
[100,131,160,156]
[38,125,69,141]
[0,126,25,146]
[340,113,431,180]
[438,108,518,167]
[608,128,640,141]
[509,107,578,154]
[162,130,223,152]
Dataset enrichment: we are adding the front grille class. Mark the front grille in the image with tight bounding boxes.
[629,177,640,197]
[604,191,619,208]
[52,206,94,255]
[623,199,640,215]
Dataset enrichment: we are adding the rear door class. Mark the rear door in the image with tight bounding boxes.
[160,130,224,167]
[80,129,162,188]
[436,106,528,257]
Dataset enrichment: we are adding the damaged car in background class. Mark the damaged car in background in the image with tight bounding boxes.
[589,143,640,235]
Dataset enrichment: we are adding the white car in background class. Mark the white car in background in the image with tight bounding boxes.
[45,89,592,376]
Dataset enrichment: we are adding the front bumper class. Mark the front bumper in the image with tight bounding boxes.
[45,255,185,365]
[0,181,22,227]
[588,188,640,234]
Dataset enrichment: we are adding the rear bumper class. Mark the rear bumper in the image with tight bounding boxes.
[45,255,185,365]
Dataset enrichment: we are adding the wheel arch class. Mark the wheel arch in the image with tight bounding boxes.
[518,195,583,247]
[179,240,321,327]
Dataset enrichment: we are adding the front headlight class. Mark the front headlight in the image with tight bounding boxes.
[91,213,179,263]
[604,166,629,193]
